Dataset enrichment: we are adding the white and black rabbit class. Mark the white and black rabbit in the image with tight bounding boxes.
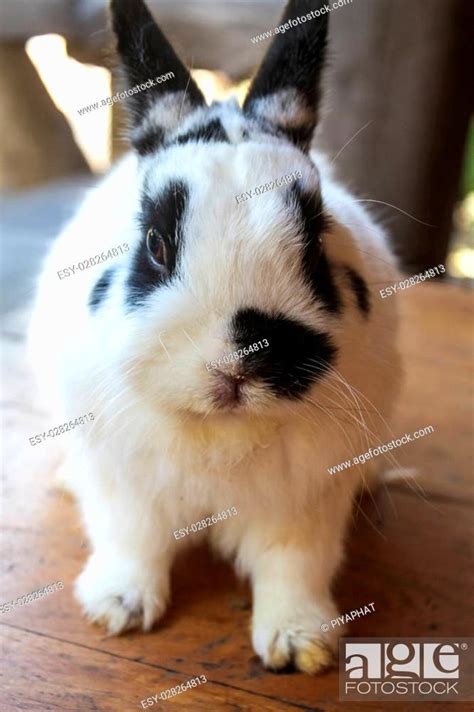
[29,0,402,674]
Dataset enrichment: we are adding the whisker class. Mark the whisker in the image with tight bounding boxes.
[353,199,435,228]
[330,120,373,165]
[304,358,427,500]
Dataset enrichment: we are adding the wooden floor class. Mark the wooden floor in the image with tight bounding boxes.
[1,282,473,711]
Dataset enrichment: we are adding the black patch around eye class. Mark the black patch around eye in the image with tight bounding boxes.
[125,181,189,310]
[344,266,371,317]
[232,308,337,400]
[89,268,115,313]
[288,183,342,315]
[170,119,229,146]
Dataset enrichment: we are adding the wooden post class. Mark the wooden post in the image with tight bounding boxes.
[316,0,474,272]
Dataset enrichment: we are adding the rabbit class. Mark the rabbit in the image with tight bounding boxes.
[28,0,402,674]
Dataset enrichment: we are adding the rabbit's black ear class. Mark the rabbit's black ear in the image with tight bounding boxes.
[243,0,329,151]
[110,0,206,154]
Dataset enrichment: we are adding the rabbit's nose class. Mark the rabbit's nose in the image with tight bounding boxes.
[212,371,246,408]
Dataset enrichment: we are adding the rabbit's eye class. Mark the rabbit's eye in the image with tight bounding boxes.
[146,227,167,268]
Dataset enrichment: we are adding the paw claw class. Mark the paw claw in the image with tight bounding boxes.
[267,648,291,671]
[294,641,334,675]
[253,607,339,675]
[75,556,167,635]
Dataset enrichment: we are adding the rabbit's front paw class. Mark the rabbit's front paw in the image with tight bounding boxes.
[252,604,341,674]
[75,554,168,635]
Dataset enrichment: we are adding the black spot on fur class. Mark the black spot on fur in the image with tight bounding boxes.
[310,251,342,315]
[344,265,370,316]
[132,127,165,155]
[171,119,229,146]
[89,268,115,312]
[232,308,337,400]
[125,181,188,309]
[288,183,342,315]
[277,124,315,151]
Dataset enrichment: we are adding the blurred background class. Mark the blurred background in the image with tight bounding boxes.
[0,0,473,313]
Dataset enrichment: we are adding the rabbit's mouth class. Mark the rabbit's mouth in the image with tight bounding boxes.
[210,371,247,410]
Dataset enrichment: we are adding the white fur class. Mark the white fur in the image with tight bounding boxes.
[29,99,401,673]
[133,91,196,143]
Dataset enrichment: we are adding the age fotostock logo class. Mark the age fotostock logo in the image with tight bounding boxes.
[339,638,473,701]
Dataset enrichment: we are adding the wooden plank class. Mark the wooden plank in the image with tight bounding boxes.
[0,626,305,712]
[0,490,472,710]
